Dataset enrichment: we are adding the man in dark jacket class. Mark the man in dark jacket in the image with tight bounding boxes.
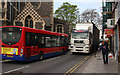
[100,41,109,64]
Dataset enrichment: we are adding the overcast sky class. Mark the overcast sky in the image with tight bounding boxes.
[54,0,102,15]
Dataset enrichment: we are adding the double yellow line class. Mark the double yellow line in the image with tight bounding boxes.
[64,55,91,75]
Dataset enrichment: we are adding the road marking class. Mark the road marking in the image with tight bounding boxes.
[0,60,13,63]
[43,57,60,62]
[64,56,87,75]
[3,65,30,74]
[68,56,90,75]
[64,55,91,75]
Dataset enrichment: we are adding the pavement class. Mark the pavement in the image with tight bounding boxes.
[75,51,119,74]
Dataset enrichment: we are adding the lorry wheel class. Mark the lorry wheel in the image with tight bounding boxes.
[39,52,44,60]
[72,52,75,55]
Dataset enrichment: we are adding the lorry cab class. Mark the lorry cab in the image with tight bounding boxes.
[70,30,91,53]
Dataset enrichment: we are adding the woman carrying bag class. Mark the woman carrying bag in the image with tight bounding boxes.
[100,41,110,64]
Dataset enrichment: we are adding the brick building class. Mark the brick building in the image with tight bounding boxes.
[0,1,53,31]
[54,18,71,42]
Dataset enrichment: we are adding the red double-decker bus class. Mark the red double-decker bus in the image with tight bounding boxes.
[0,26,68,61]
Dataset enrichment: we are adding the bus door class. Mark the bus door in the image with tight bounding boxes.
[34,46,38,53]
[25,32,39,58]
[31,46,38,53]
[29,46,38,56]
[25,47,31,58]
[25,46,38,58]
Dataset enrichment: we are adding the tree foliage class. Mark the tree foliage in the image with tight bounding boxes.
[54,2,79,29]
[80,9,101,25]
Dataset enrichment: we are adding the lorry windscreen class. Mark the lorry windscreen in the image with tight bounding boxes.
[72,32,88,39]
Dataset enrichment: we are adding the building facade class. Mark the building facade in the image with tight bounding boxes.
[54,18,70,42]
[115,2,120,62]
[102,0,120,63]
[0,1,53,31]
[0,0,7,26]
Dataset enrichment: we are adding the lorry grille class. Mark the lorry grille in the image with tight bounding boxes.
[74,40,83,43]
[76,47,83,48]
[75,43,85,47]
[76,49,83,51]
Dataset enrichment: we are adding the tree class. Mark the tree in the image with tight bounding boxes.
[80,9,101,25]
[54,2,79,29]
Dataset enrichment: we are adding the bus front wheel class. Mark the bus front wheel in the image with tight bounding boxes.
[61,49,65,55]
[39,52,44,60]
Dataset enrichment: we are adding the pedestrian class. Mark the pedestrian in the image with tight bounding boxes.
[99,41,110,64]
[104,40,109,48]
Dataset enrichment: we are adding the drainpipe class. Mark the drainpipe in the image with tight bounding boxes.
[10,0,11,24]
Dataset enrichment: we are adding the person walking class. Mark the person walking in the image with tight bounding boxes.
[100,41,109,64]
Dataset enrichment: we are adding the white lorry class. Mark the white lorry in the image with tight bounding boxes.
[70,22,99,54]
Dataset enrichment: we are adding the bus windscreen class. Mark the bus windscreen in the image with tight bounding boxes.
[2,27,22,45]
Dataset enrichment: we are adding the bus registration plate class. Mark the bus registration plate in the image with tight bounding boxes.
[7,55,13,57]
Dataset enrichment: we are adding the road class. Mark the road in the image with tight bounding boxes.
[2,51,92,75]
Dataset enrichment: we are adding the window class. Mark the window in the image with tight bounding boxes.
[32,33,38,46]
[37,34,45,48]
[64,37,68,46]
[60,36,68,46]
[60,36,65,46]
[56,37,61,46]
[2,27,22,45]
[57,25,63,33]
[51,36,56,47]
[1,0,5,8]
[45,36,51,47]
[25,32,68,47]
[111,20,115,26]
[25,15,33,28]
[25,32,32,46]
[25,32,37,46]
[72,32,89,39]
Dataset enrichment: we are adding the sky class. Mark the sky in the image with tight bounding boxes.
[54,0,102,15]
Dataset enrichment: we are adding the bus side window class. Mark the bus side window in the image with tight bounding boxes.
[26,32,31,46]
[60,36,65,46]
[34,33,38,46]
[51,36,57,47]
[31,33,36,46]
[26,32,36,46]
[45,36,52,47]
[38,34,45,48]
[56,36,60,47]
[64,37,67,46]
